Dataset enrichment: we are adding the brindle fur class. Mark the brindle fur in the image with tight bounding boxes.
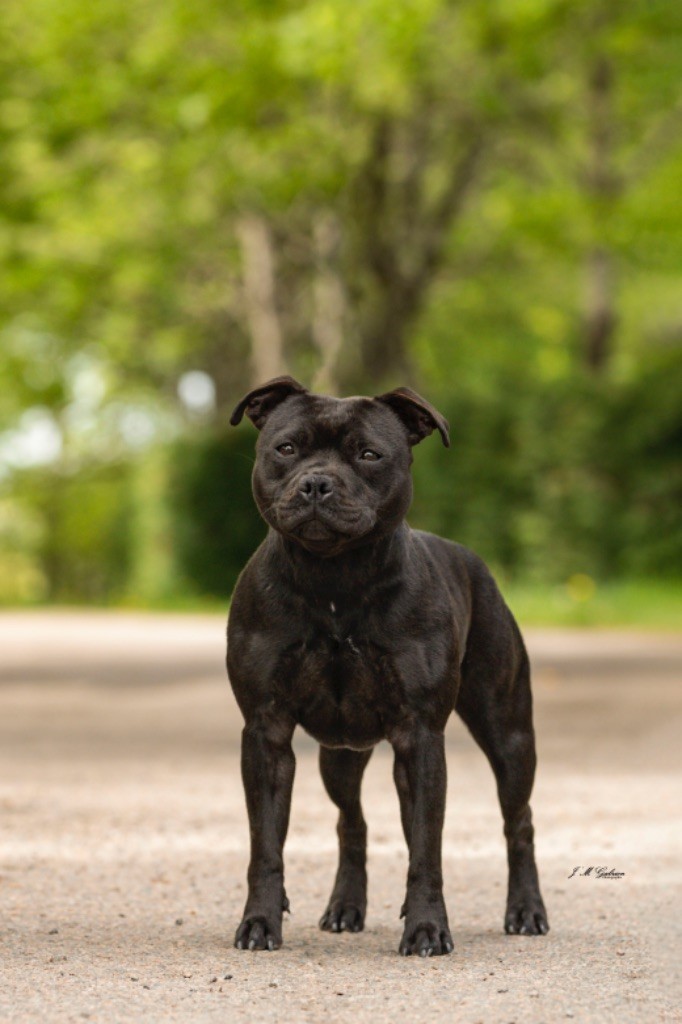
[227,377,548,956]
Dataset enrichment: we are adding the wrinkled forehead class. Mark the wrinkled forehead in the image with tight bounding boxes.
[259,394,406,447]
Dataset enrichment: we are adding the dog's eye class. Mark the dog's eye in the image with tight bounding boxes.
[360,449,382,461]
[276,442,296,456]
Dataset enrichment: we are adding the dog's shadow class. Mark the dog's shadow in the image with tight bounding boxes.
[218,922,534,964]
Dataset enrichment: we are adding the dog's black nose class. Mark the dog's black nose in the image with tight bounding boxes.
[299,474,334,502]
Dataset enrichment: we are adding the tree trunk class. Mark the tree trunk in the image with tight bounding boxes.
[236,214,286,384]
[585,244,616,372]
[348,115,485,390]
[583,55,619,373]
[359,285,418,387]
[311,213,346,395]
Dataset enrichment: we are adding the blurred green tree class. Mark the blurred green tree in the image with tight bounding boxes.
[0,0,680,602]
[3,0,680,405]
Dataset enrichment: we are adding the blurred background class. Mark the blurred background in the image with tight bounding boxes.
[1,7,681,1015]
[1,0,680,624]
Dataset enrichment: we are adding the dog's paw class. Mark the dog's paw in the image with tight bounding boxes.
[319,900,364,934]
[235,914,282,951]
[504,896,549,936]
[399,920,454,957]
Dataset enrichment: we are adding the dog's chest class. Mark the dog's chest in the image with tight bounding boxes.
[282,606,395,749]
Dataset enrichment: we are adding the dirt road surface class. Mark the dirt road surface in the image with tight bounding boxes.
[0,612,680,1023]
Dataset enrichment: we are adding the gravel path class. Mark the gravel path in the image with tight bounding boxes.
[0,612,680,1023]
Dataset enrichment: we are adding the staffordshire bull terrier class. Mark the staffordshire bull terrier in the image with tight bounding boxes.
[227,376,549,956]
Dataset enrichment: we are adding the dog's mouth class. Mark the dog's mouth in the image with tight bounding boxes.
[292,518,343,553]
[272,504,377,555]
[297,519,337,542]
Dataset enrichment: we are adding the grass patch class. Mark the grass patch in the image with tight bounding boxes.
[3,579,679,630]
[116,576,682,628]
[501,578,681,629]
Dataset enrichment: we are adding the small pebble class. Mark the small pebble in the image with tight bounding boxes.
[210,977,217,984]
[182,971,193,979]
[175,918,184,926]
[616,950,625,956]
[224,974,233,980]
[498,988,509,993]
[130,976,138,982]
[48,928,59,935]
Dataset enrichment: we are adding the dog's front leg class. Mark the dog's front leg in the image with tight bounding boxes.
[235,710,296,951]
[392,725,453,957]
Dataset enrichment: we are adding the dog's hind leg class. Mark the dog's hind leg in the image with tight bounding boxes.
[318,746,373,933]
[456,627,549,936]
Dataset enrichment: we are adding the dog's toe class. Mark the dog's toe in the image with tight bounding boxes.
[319,901,364,934]
[399,921,453,957]
[504,898,549,936]
[235,914,282,951]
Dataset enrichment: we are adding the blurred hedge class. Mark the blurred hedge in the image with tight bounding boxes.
[3,461,133,603]
[3,358,679,606]
[164,358,681,599]
[167,428,266,598]
[412,359,682,582]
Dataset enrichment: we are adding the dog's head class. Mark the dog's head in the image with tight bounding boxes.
[230,376,449,557]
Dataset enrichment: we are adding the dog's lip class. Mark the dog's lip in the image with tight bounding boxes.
[272,504,378,548]
[280,506,359,535]
[297,519,337,541]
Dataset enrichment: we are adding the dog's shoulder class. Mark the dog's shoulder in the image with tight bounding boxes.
[408,529,515,626]
[409,529,477,579]
[411,530,498,583]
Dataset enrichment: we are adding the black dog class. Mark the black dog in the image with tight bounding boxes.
[227,376,548,956]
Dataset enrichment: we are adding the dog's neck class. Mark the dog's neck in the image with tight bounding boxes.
[267,523,409,606]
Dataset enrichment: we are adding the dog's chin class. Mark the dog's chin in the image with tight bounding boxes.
[292,519,343,555]
[275,512,376,557]
[297,519,337,542]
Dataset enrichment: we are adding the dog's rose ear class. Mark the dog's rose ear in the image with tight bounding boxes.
[230,376,309,430]
[376,386,450,447]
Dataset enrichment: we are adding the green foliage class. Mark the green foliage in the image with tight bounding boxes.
[168,428,266,598]
[0,0,680,611]
[10,461,133,602]
[0,493,46,603]
[161,352,681,605]
[3,0,681,405]
[502,578,682,629]
[411,354,682,582]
